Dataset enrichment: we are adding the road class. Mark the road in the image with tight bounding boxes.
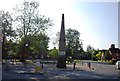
[79,60,118,78]
[2,60,119,80]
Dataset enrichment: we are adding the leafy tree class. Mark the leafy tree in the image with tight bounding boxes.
[29,33,49,59]
[13,0,53,63]
[2,11,16,59]
[17,36,30,62]
[96,51,102,60]
[105,50,112,61]
[6,40,18,59]
[13,1,53,38]
[86,45,94,53]
[53,28,84,59]
[66,28,83,59]
[49,47,58,59]
[52,32,60,47]
[92,49,99,61]
[86,45,94,60]
[17,32,49,61]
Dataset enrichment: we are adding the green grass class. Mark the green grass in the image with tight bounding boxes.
[94,60,114,65]
[73,60,80,63]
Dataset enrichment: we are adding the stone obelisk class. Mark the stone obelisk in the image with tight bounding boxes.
[57,14,66,68]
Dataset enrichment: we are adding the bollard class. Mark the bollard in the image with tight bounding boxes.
[81,61,83,65]
[41,62,43,68]
[11,60,14,65]
[73,62,76,70]
[87,62,91,69]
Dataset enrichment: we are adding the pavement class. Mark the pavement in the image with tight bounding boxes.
[2,60,120,80]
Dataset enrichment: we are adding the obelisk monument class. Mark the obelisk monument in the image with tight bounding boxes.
[57,14,66,68]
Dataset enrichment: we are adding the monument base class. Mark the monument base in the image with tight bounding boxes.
[56,55,66,68]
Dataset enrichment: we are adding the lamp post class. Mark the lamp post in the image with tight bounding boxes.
[24,43,29,67]
[25,43,28,47]
[91,51,94,61]
[40,40,44,68]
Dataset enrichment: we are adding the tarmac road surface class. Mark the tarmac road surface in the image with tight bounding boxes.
[2,60,119,80]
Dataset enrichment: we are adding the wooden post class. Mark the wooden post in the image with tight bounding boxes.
[73,62,76,70]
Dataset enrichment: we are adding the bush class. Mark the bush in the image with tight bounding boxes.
[92,56,98,61]
[96,51,102,60]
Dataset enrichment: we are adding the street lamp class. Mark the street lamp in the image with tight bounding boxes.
[24,43,29,67]
[25,43,28,47]
[91,50,95,61]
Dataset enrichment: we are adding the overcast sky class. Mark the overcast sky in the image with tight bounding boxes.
[0,0,119,50]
